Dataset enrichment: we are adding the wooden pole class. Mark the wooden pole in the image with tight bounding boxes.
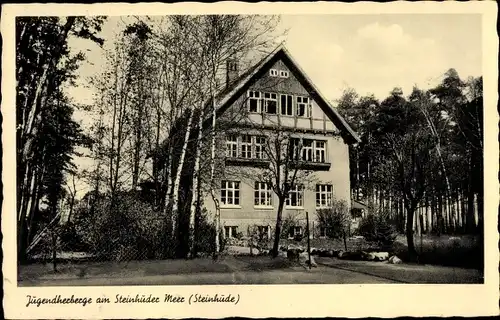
[306,211,311,269]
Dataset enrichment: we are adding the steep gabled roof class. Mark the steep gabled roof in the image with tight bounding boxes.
[213,44,361,144]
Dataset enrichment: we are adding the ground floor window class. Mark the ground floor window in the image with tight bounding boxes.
[286,184,304,207]
[288,226,303,239]
[316,184,333,208]
[254,182,273,207]
[257,225,271,240]
[221,180,240,206]
[224,226,238,238]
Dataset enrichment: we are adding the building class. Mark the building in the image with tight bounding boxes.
[199,45,361,240]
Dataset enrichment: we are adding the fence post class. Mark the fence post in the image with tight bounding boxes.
[51,228,57,272]
[306,211,311,269]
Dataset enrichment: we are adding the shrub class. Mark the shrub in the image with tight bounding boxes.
[357,212,396,246]
[316,199,350,239]
[74,194,164,261]
[194,207,226,255]
[280,214,298,239]
[247,224,270,251]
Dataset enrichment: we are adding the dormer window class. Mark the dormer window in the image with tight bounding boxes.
[269,69,279,77]
[279,70,289,78]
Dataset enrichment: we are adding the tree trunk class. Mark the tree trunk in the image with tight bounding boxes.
[170,110,194,245]
[272,197,286,258]
[188,106,204,258]
[405,200,418,262]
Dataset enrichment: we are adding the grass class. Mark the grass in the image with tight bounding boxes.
[18,255,302,283]
[393,234,483,269]
[260,234,483,269]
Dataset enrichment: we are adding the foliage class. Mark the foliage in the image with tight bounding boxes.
[337,70,483,260]
[16,16,106,261]
[316,199,350,239]
[280,214,298,239]
[193,207,226,255]
[74,194,164,261]
[357,211,396,246]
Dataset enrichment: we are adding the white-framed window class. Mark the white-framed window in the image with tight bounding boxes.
[221,181,240,206]
[289,138,301,160]
[226,134,238,158]
[314,140,326,163]
[269,69,279,77]
[286,184,304,207]
[254,136,266,159]
[254,182,273,207]
[296,96,310,117]
[248,91,261,113]
[279,70,289,78]
[241,135,253,158]
[224,226,238,238]
[280,94,294,116]
[316,184,333,208]
[302,139,314,161]
[262,92,278,114]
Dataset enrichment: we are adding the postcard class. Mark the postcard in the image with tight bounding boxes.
[2,1,499,318]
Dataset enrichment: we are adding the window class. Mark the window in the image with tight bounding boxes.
[226,135,238,158]
[286,184,304,207]
[269,69,279,77]
[302,139,314,161]
[289,138,327,163]
[248,91,261,113]
[224,226,238,238]
[279,70,289,78]
[296,96,310,117]
[280,94,294,116]
[289,138,301,160]
[316,184,333,208]
[288,226,303,239]
[241,135,253,158]
[254,182,273,207]
[257,226,271,240]
[314,140,326,163]
[262,92,277,114]
[319,227,327,238]
[221,181,240,206]
[254,136,266,159]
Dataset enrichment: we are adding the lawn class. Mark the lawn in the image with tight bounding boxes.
[18,254,482,286]
[260,234,483,269]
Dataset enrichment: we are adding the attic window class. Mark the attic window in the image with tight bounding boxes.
[279,70,289,78]
[262,92,277,114]
[269,69,279,77]
[248,91,261,113]
[296,96,310,117]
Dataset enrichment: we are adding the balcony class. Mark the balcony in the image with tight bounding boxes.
[225,157,270,168]
[289,160,331,171]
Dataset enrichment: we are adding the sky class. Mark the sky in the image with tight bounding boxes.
[65,13,483,198]
[67,14,482,105]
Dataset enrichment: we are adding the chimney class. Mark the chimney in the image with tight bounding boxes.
[226,59,239,87]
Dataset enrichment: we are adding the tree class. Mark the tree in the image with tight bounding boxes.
[16,17,106,261]
[142,15,281,258]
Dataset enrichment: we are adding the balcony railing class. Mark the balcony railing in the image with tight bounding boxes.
[225,156,270,168]
[289,160,331,171]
